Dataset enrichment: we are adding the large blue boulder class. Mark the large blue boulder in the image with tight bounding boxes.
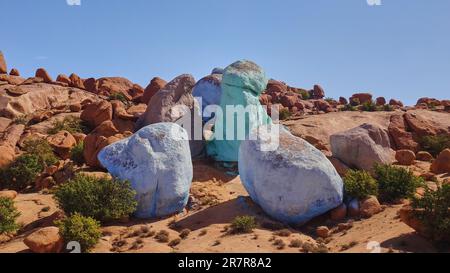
[207,60,272,162]
[98,123,193,219]
[239,124,344,224]
[192,73,222,123]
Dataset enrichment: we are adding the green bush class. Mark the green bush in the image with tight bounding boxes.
[381,104,394,112]
[230,216,257,234]
[361,100,377,112]
[70,141,85,165]
[279,109,292,120]
[56,213,101,253]
[48,116,87,135]
[411,184,450,243]
[341,104,358,112]
[53,174,137,222]
[374,164,424,202]
[13,115,29,125]
[343,170,378,200]
[419,135,450,157]
[108,92,130,105]
[295,89,310,100]
[0,154,45,191]
[23,138,58,167]
[0,197,21,234]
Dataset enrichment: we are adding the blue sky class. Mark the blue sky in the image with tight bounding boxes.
[1,0,449,105]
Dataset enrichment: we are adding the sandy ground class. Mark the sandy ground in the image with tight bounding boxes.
[0,160,441,253]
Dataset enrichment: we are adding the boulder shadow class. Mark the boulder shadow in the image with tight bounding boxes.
[380,232,438,253]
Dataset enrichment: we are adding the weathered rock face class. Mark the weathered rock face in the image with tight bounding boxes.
[35,68,53,83]
[80,100,113,128]
[136,74,203,157]
[0,124,25,168]
[69,73,85,89]
[207,60,272,162]
[56,74,71,85]
[96,77,139,99]
[0,51,7,74]
[388,114,419,152]
[141,77,167,105]
[192,73,222,123]
[9,68,20,77]
[360,196,382,218]
[395,149,416,166]
[23,227,64,253]
[312,84,325,99]
[98,123,193,219]
[416,151,433,162]
[350,93,372,104]
[0,83,98,119]
[239,124,343,224]
[47,130,77,159]
[431,149,450,174]
[330,123,395,171]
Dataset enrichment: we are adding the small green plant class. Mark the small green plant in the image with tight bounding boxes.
[325,97,335,103]
[411,184,450,243]
[179,228,191,239]
[0,154,45,191]
[168,238,181,247]
[108,92,130,105]
[374,164,424,202]
[341,104,358,112]
[381,104,394,112]
[0,197,21,234]
[295,89,310,100]
[230,216,257,234]
[278,109,292,120]
[53,174,137,222]
[343,170,378,200]
[289,239,303,248]
[419,135,450,157]
[56,213,102,253]
[361,100,377,112]
[13,115,29,125]
[70,141,85,165]
[48,116,87,135]
[23,138,58,167]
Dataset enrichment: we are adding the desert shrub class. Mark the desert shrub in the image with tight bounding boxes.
[294,89,310,100]
[109,92,129,105]
[361,100,377,112]
[381,104,394,112]
[0,154,44,191]
[411,184,450,243]
[350,98,360,106]
[179,228,191,239]
[289,239,303,248]
[23,138,58,167]
[341,104,358,112]
[13,115,29,125]
[325,97,335,103]
[343,170,378,200]
[278,109,292,120]
[56,213,101,253]
[53,174,137,222]
[230,216,257,234]
[70,141,85,165]
[419,135,450,157]
[155,230,170,243]
[374,164,424,202]
[168,238,181,247]
[48,116,87,135]
[0,197,21,234]
[274,229,292,237]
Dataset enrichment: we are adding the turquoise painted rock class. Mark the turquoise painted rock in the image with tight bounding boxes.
[207,60,272,162]
[239,124,344,224]
[98,123,193,219]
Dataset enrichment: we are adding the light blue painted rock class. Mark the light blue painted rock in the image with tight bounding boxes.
[239,124,344,225]
[192,74,222,123]
[207,60,272,162]
[98,123,193,219]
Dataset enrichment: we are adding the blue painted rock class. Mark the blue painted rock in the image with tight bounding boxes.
[211,67,224,75]
[192,74,222,123]
[98,123,193,219]
[239,124,344,224]
[136,74,204,157]
[207,60,272,162]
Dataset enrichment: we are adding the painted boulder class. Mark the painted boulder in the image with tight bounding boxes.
[207,60,272,162]
[98,123,193,218]
[239,124,344,224]
[192,73,222,123]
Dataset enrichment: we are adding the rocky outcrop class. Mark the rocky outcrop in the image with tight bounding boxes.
[47,130,77,159]
[430,149,450,174]
[98,123,193,218]
[96,77,142,100]
[0,51,7,74]
[192,73,222,122]
[395,149,416,166]
[330,123,395,171]
[24,227,64,253]
[239,124,343,224]
[141,77,166,105]
[80,100,113,128]
[35,68,53,83]
[0,124,25,168]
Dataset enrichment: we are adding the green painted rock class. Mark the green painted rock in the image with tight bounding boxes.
[207,60,271,162]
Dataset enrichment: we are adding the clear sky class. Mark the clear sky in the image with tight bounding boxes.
[1,0,449,105]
